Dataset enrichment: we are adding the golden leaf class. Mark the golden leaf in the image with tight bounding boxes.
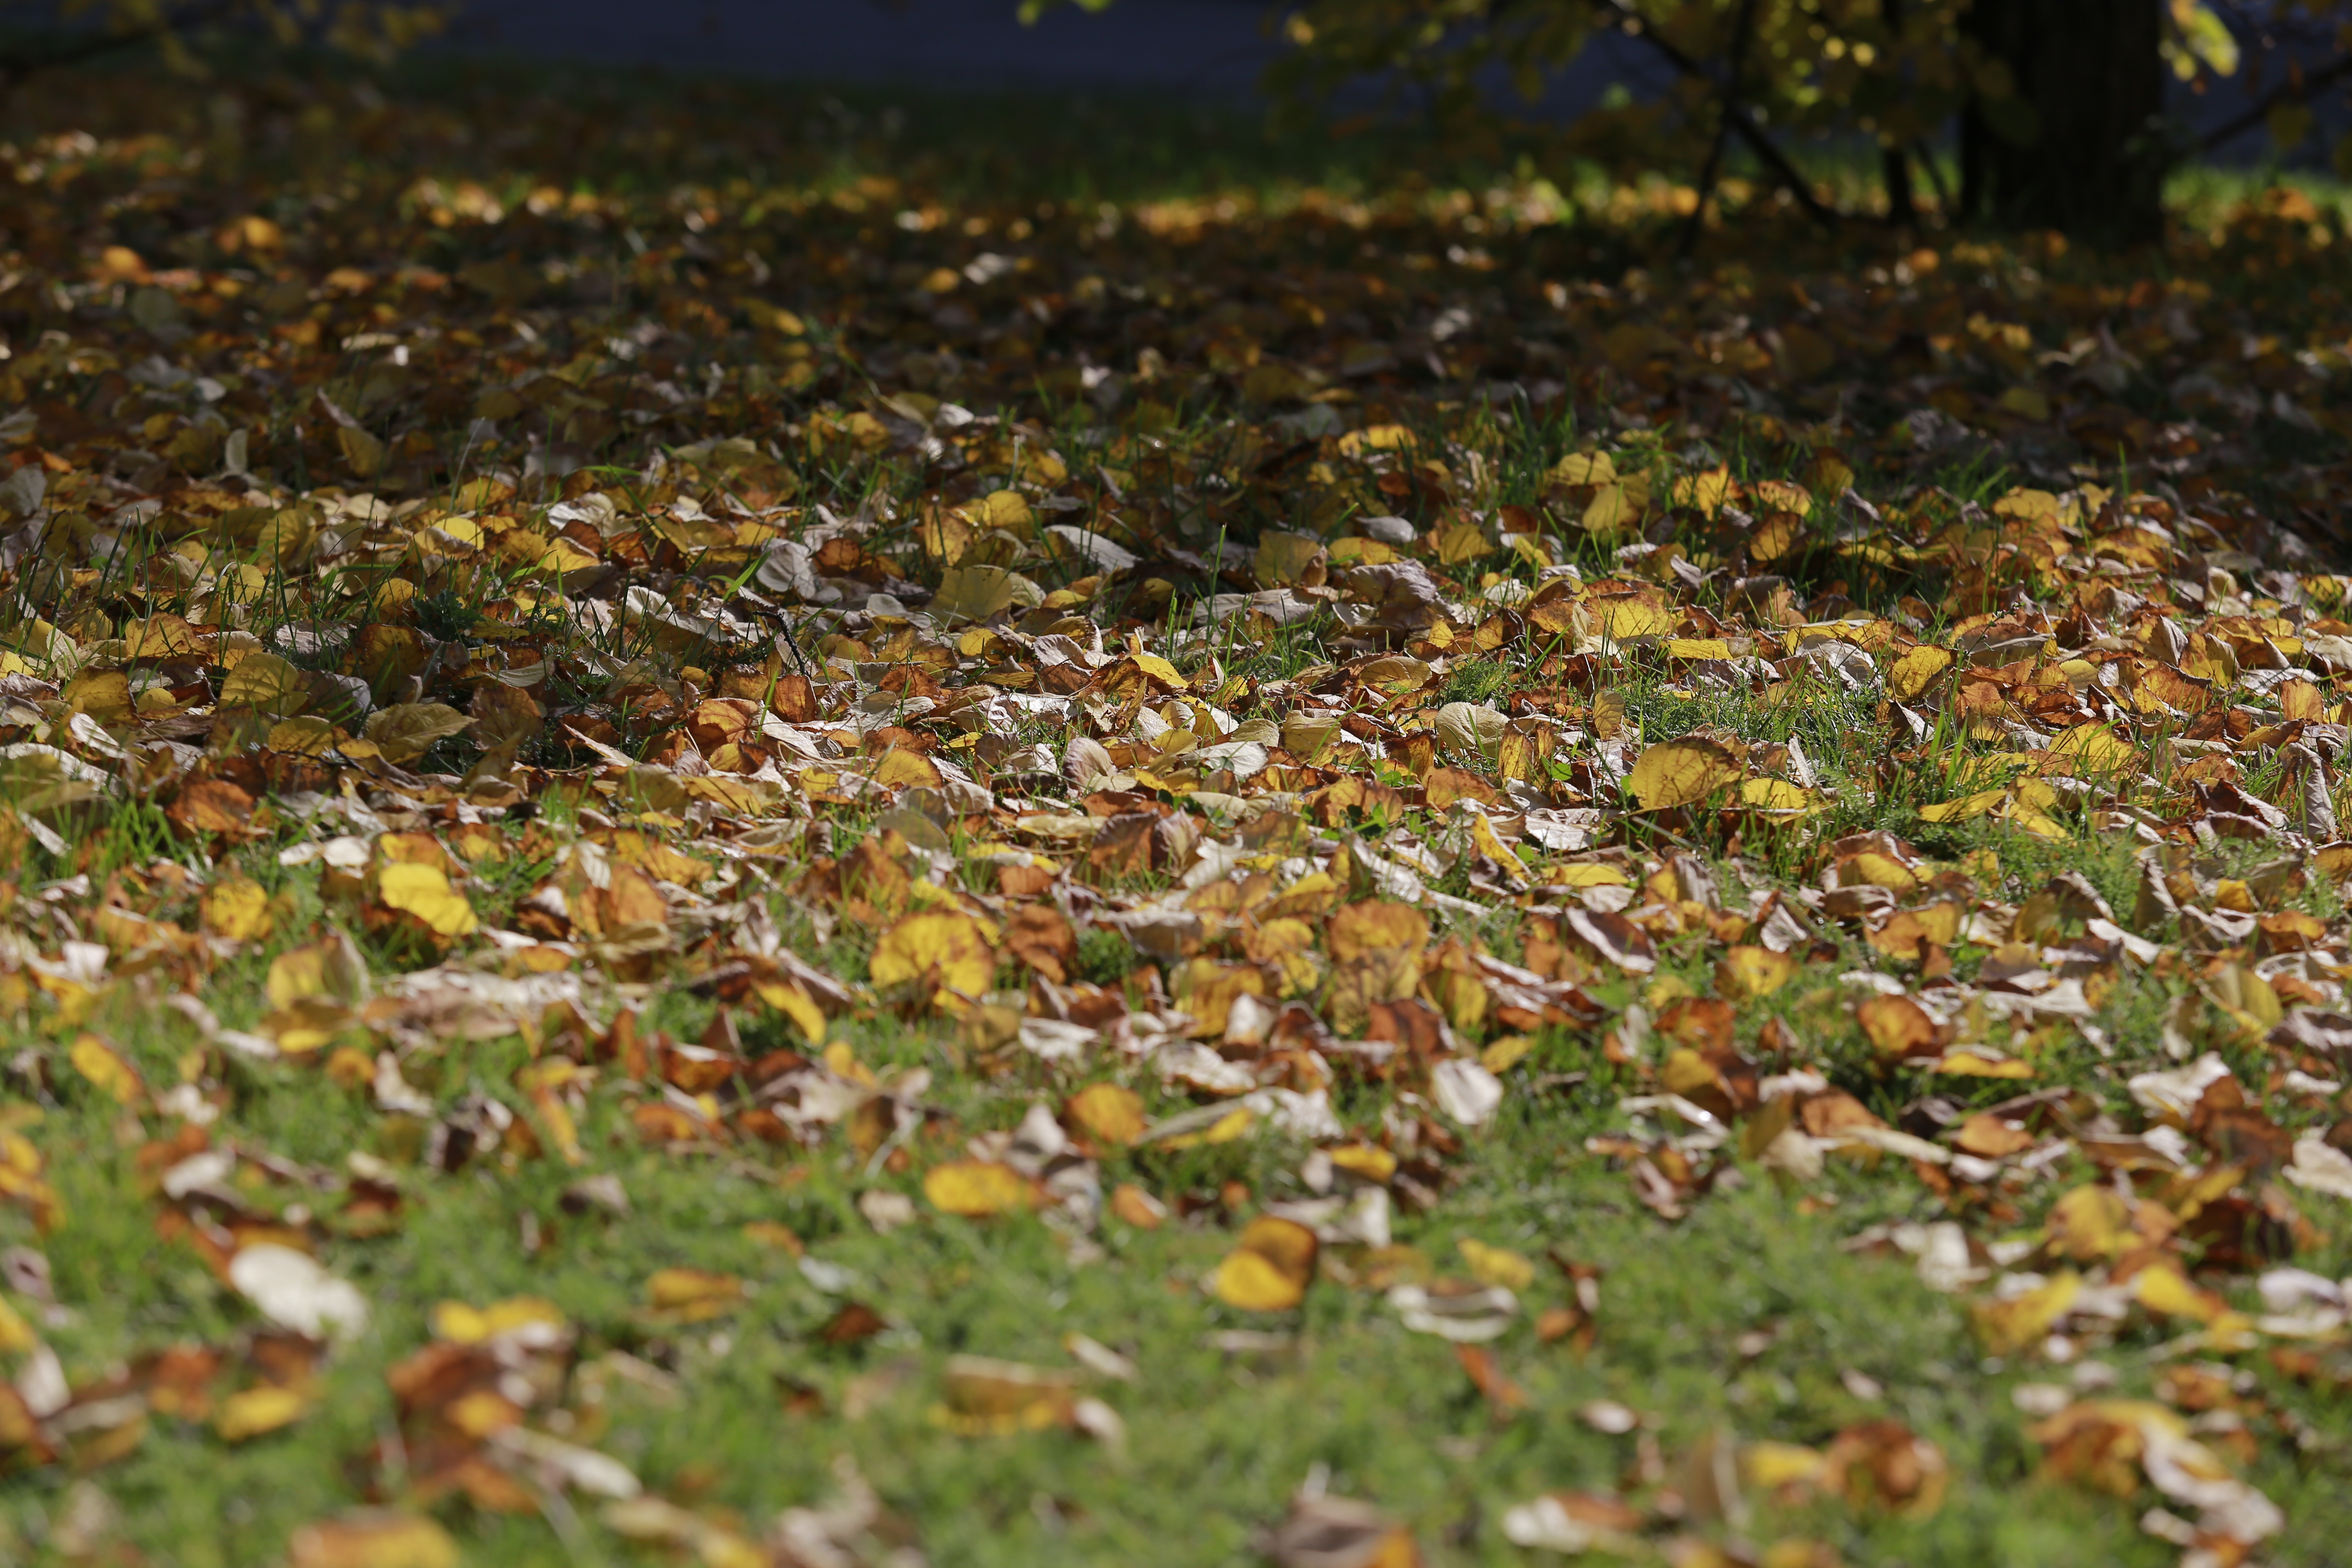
[870,910,999,1005]
[1599,597,1674,640]
[923,1160,1041,1217]
[1716,945,1796,1000]
[1739,778,1813,810]
[1886,643,1953,701]
[645,1268,744,1321]
[219,652,309,717]
[2044,722,2135,775]
[1856,993,1941,1058]
[377,863,478,937]
[1625,737,1743,810]
[1065,1083,1146,1146]
[288,1513,459,1568]
[362,702,472,765]
[216,1384,310,1442]
[1972,1270,2080,1356]
[200,877,274,942]
[1211,1216,1318,1311]
[63,669,136,723]
[1918,788,2004,824]
[70,1033,143,1104]
[1327,900,1429,962]
[755,977,828,1045]
[1458,1239,1535,1290]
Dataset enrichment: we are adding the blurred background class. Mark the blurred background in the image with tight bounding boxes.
[433,0,2339,165]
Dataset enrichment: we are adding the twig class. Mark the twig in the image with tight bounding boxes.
[0,0,242,89]
[1591,0,1840,230]
[2199,49,2352,151]
[1679,0,1763,257]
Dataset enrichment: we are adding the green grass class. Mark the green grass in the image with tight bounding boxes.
[28,971,2347,1568]
[0,31,2347,1568]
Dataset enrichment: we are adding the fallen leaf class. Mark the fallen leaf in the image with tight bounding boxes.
[1212,1216,1318,1311]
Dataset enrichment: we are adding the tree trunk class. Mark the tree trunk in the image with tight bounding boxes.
[1882,145,1916,227]
[1960,0,2168,245]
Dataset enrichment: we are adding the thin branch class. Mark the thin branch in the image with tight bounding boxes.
[1590,0,1841,230]
[2200,49,2352,152]
[1680,0,1762,257]
[0,0,245,85]
[1910,138,1952,211]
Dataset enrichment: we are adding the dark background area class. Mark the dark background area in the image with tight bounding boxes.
[438,0,2346,167]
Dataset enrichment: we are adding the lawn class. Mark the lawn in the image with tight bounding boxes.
[0,40,2344,1568]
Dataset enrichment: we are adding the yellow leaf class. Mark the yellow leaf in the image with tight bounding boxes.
[377,863,478,937]
[216,1384,311,1442]
[268,937,367,1010]
[924,1160,1041,1216]
[1666,637,1732,660]
[432,1296,564,1345]
[1458,1238,1535,1290]
[1551,451,1616,486]
[200,877,274,942]
[2045,723,2135,775]
[1856,993,1940,1058]
[0,1295,34,1355]
[1744,1441,1828,1489]
[971,488,1034,533]
[1065,1083,1146,1146]
[1972,1270,2081,1356]
[338,424,387,477]
[362,702,472,766]
[1254,531,1327,587]
[754,977,828,1046]
[288,1512,459,1568]
[1581,483,1631,536]
[932,565,1044,625]
[218,652,309,717]
[1997,386,2051,422]
[1626,737,1743,810]
[1739,778,1813,811]
[870,910,999,1006]
[1748,512,1803,562]
[2004,802,2070,841]
[70,1033,143,1104]
[1672,465,1732,516]
[1839,852,1920,895]
[1717,945,1795,1000]
[1329,1143,1398,1182]
[268,717,339,757]
[1887,644,1953,701]
[1327,900,1430,961]
[936,1354,1077,1434]
[63,669,136,723]
[1936,1050,2034,1079]
[1158,1106,1256,1151]
[1599,598,1675,640]
[870,748,943,791]
[645,1268,743,1321]
[1919,788,2005,824]
[1211,1216,1318,1311]
[1129,652,1188,690]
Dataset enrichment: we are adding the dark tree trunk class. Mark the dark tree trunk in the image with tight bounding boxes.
[1881,0,1916,226]
[1882,145,1917,226]
[1960,0,2169,245]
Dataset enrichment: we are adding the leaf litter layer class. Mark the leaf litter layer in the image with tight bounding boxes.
[0,52,2348,1568]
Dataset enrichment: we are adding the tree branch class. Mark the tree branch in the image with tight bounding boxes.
[1680,0,1762,257]
[1590,0,1841,230]
[2200,49,2352,152]
[0,0,246,86]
